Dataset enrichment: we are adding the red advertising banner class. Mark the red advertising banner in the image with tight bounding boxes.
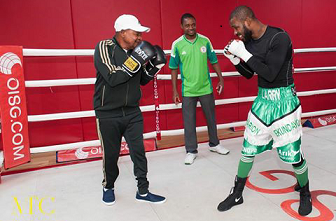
[0,46,30,169]
[56,139,156,163]
[230,126,245,132]
[303,114,336,128]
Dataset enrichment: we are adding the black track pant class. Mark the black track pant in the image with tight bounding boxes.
[96,110,149,194]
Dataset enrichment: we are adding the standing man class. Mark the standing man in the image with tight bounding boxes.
[217,6,312,216]
[93,14,166,205]
[169,13,230,165]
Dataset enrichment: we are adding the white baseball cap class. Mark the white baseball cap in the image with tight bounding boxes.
[114,14,150,33]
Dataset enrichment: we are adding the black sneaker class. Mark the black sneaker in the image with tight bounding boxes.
[217,187,243,211]
[298,182,312,216]
[217,176,247,212]
[136,192,166,204]
[102,188,115,206]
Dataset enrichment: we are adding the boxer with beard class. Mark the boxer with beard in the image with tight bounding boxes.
[217,6,312,216]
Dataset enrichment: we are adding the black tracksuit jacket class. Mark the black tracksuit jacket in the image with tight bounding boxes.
[93,37,153,118]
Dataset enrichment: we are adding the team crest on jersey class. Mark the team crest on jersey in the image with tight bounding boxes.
[200,46,206,53]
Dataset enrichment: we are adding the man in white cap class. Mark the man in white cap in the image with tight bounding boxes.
[93,14,167,205]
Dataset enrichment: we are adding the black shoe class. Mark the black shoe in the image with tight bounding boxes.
[136,191,166,204]
[102,188,115,206]
[217,176,247,212]
[294,182,301,192]
[298,182,312,216]
[217,188,243,211]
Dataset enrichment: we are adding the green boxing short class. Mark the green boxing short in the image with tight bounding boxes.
[242,84,302,164]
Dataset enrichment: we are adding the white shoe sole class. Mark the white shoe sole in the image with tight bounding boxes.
[103,200,115,206]
[184,156,197,165]
[209,147,230,155]
[136,198,166,204]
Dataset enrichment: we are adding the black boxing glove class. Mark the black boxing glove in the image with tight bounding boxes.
[145,45,167,77]
[122,41,156,76]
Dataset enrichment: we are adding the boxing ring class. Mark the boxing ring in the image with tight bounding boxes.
[2,47,335,154]
[0,47,336,221]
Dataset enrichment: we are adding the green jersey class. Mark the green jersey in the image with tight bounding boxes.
[169,34,218,97]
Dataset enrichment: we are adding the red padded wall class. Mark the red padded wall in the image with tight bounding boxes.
[0,0,335,149]
[0,0,83,147]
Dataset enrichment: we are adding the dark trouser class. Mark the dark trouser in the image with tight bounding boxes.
[182,93,219,153]
[96,110,149,194]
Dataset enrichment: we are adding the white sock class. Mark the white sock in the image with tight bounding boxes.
[104,188,114,191]
[139,193,148,197]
